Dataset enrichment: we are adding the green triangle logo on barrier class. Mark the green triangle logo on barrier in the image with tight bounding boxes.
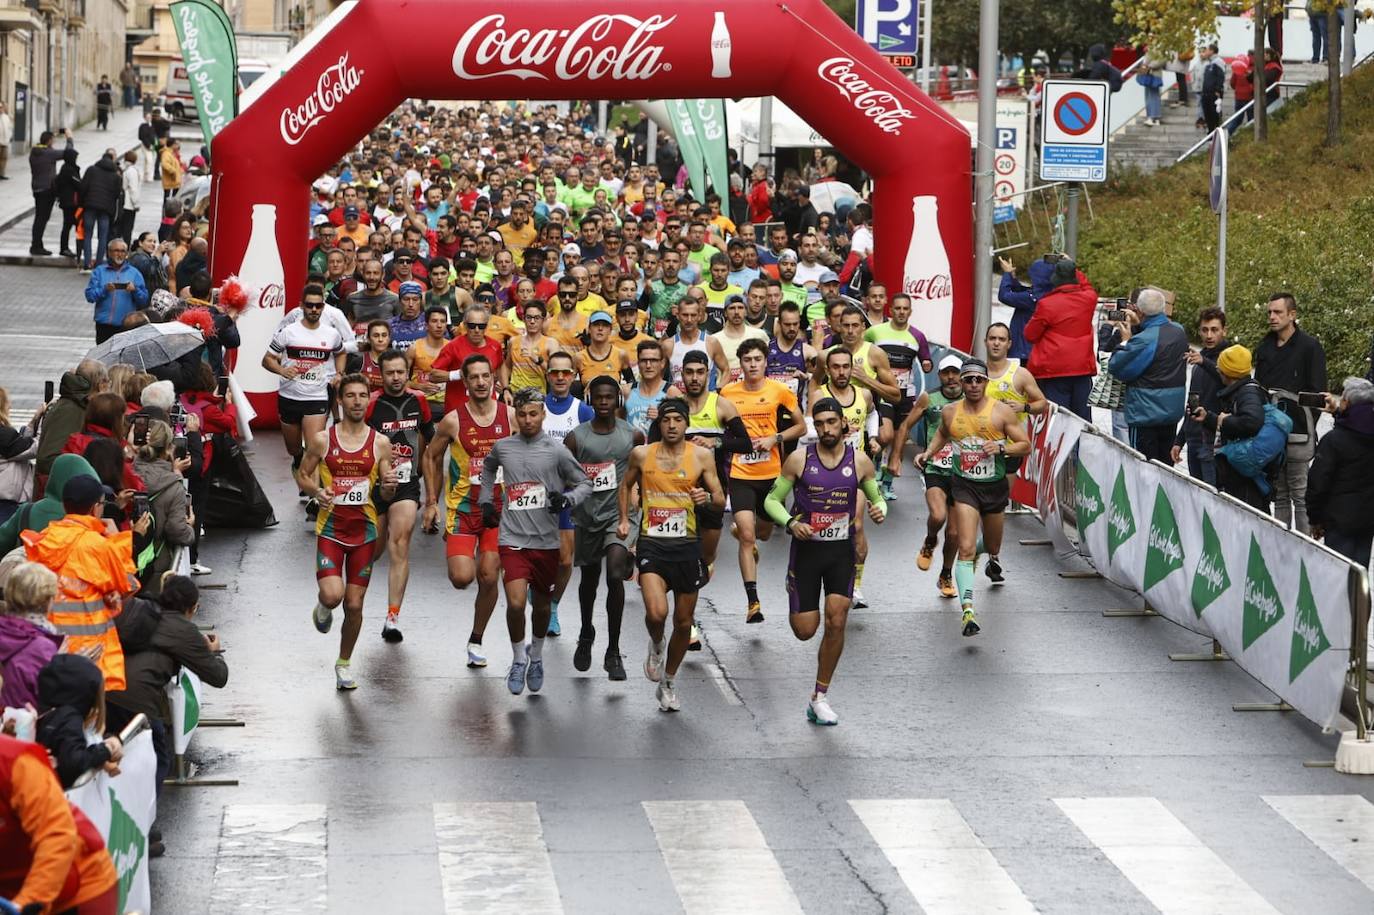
[1143,485,1184,591]
[1106,467,1135,560]
[1190,510,1230,618]
[1242,534,1285,649]
[1289,562,1330,682]
[107,785,146,912]
[1076,461,1104,530]
[181,670,200,733]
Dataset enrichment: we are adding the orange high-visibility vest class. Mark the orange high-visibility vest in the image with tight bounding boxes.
[22,515,139,691]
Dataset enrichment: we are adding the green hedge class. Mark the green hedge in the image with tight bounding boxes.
[1006,65,1374,387]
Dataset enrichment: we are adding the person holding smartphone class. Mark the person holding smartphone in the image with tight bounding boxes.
[83,238,148,344]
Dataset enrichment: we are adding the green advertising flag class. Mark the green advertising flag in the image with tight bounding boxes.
[1241,534,1285,649]
[1190,510,1231,618]
[1106,467,1136,561]
[689,98,730,197]
[1288,561,1330,682]
[1075,462,1104,530]
[665,100,708,202]
[171,0,239,153]
[1143,485,1184,592]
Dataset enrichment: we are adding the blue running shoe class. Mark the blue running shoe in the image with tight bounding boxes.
[547,609,561,637]
[526,658,545,693]
[506,660,528,695]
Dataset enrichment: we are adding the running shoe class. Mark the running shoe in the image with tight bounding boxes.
[335,664,357,690]
[807,694,839,726]
[657,680,680,712]
[466,641,487,668]
[312,603,333,634]
[381,612,403,643]
[304,499,319,528]
[916,537,936,571]
[961,608,981,637]
[937,573,957,599]
[506,659,528,695]
[573,630,595,672]
[687,623,703,651]
[298,489,308,504]
[190,562,213,576]
[547,608,561,637]
[879,477,896,502]
[644,640,663,682]
[604,648,626,681]
[852,589,867,609]
[985,556,1005,584]
[526,658,545,693]
[746,600,765,624]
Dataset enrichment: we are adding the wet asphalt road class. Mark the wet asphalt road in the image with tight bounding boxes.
[144,432,1374,915]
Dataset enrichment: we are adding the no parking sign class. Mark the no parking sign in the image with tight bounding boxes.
[1040,80,1110,183]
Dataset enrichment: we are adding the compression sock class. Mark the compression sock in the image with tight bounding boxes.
[528,636,545,661]
[745,581,759,605]
[955,560,976,608]
[854,563,865,590]
[511,641,527,662]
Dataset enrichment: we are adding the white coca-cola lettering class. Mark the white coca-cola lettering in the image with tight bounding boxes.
[905,274,953,299]
[279,53,364,146]
[816,57,916,135]
[452,14,675,82]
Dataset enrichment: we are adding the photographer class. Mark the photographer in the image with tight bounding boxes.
[1307,378,1374,566]
[1171,307,1231,485]
[1106,287,1188,462]
[1192,345,1271,512]
[130,420,195,598]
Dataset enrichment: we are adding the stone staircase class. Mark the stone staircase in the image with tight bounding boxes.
[1109,61,1330,174]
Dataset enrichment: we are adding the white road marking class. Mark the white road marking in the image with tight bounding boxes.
[704,662,744,705]
[433,801,563,914]
[850,798,1038,914]
[643,800,802,914]
[1055,797,1278,915]
[1264,794,1374,892]
[211,804,328,914]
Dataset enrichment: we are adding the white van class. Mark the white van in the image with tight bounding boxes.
[163,57,271,121]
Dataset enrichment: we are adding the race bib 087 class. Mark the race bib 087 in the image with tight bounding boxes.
[809,511,850,541]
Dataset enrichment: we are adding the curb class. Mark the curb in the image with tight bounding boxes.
[0,205,36,236]
[0,251,81,268]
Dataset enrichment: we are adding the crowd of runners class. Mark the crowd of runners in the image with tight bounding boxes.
[253,102,1051,725]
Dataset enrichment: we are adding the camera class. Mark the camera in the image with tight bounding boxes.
[1188,393,1202,412]
[1297,392,1328,409]
[132,492,150,518]
[131,415,149,447]
[1105,309,1130,323]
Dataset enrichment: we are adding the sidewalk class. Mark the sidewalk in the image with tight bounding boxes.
[0,107,155,264]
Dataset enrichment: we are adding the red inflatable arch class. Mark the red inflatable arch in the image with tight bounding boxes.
[209,0,972,421]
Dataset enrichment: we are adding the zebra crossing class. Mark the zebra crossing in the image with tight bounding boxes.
[200,794,1374,913]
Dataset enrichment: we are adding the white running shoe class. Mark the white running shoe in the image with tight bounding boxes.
[807,694,838,725]
[312,603,333,634]
[851,588,867,609]
[466,641,488,668]
[657,680,680,712]
[335,664,357,691]
[190,562,212,576]
[644,640,663,683]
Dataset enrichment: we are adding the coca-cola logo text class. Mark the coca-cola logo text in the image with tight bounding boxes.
[817,58,916,135]
[257,283,286,311]
[280,54,364,146]
[904,275,953,300]
[452,14,675,82]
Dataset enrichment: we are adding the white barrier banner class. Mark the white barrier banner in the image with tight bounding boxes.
[67,730,156,914]
[167,667,203,756]
[1010,406,1088,556]
[1076,430,1354,727]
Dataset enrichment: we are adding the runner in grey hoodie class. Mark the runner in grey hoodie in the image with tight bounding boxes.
[480,387,592,696]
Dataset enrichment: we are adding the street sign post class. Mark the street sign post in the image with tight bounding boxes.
[1210,128,1229,311]
[1039,80,1110,183]
[992,97,1028,225]
[855,0,919,55]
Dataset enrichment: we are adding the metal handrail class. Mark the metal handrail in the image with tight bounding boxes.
[1174,80,1308,163]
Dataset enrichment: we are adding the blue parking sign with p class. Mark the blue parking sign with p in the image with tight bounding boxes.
[855,0,919,55]
[996,128,1017,149]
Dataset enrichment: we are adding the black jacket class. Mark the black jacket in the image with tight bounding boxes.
[28,139,73,193]
[79,156,123,215]
[1204,377,1267,443]
[138,121,157,149]
[1307,404,1374,536]
[129,249,168,295]
[1254,326,1326,438]
[1201,59,1227,96]
[36,654,112,788]
[1176,338,1230,447]
[54,157,82,211]
[108,612,229,720]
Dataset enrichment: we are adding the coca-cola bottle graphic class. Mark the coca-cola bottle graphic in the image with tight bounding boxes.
[232,204,288,397]
[902,195,955,344]
[711,12,732,79]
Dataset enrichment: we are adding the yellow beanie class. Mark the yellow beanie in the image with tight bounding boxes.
[1217,344,1252,378]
